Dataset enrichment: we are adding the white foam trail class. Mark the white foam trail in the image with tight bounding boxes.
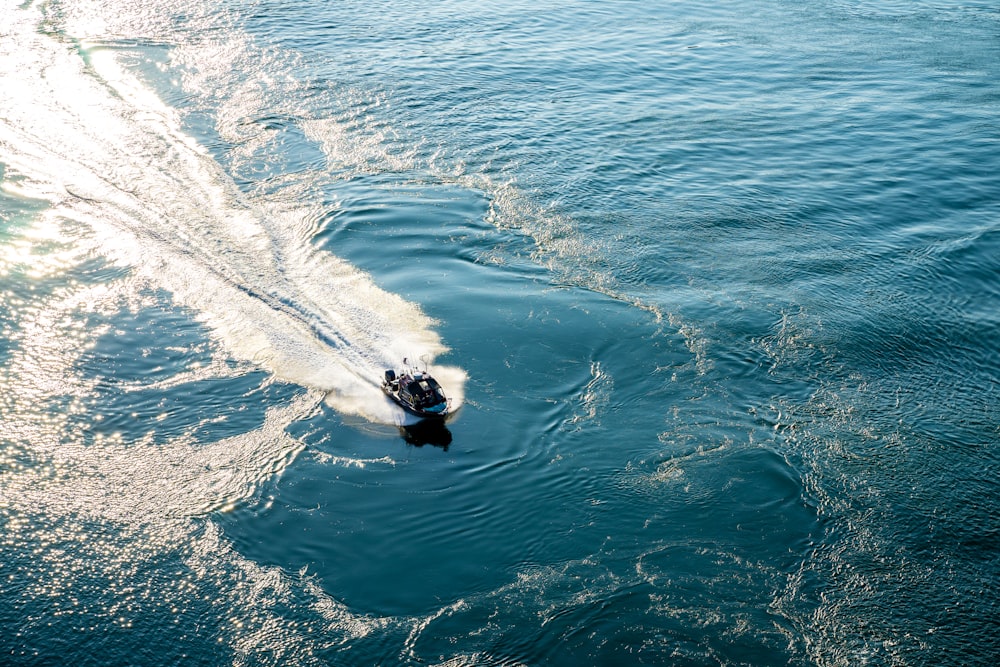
[0,3,464,424]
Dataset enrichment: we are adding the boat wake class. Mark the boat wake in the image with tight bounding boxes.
[0,2,464,425]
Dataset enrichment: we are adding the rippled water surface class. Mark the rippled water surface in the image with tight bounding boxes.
[2,0,998,664]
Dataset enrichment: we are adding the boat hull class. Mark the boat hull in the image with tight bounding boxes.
[382,386,451,421]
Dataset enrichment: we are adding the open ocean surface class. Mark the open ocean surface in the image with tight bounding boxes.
[2,0,999,664]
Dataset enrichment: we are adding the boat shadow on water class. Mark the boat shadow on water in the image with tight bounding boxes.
[398,419,452,448]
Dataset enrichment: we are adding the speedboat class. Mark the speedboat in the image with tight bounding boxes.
[381,361,451,420]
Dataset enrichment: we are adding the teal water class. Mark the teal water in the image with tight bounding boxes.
[2,0,998,665]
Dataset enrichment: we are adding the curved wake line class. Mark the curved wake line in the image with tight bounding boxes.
[0,2,464,425]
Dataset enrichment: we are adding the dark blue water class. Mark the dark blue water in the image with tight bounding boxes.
[2,0,998,664]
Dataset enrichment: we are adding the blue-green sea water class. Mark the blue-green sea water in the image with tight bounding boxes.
[2,0,998,664]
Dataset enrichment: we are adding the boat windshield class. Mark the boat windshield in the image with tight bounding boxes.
[402,375,446,407]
